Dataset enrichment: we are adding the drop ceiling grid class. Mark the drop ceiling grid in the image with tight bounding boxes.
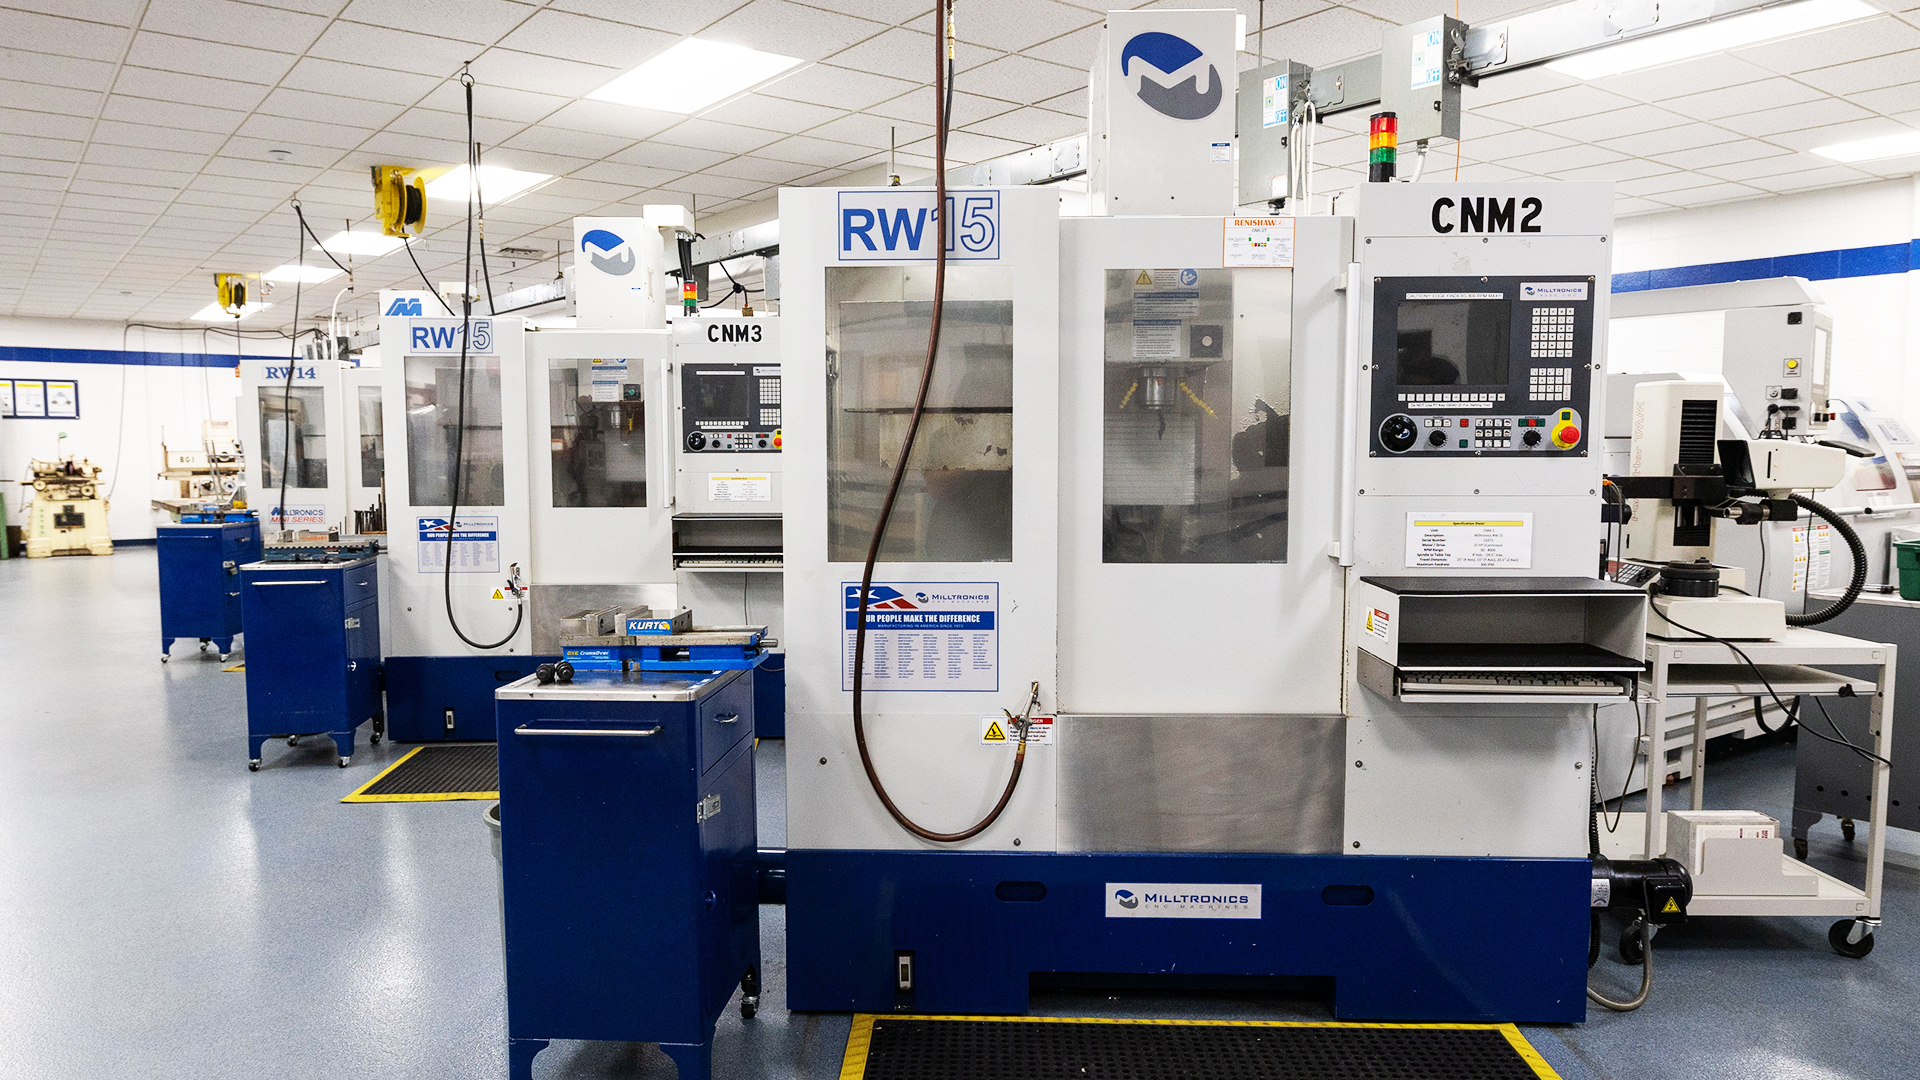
[1,2,1919,325]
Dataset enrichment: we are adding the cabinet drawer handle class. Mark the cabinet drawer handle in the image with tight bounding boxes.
[712,712,740,724]
[251,580,328,586]
[514,724,664,738]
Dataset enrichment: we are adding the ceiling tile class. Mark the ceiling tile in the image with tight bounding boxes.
[1715,97,1874,138]
[234,113,370,151]
[651,117,779,155]
[1616,171,1730,197]
[1476,85,1637,127]
[3,133,88,162]
[1852,80,1920,116]
[962,54,1087,105]
[1502,144,1629,174]
[498,125,635,160]
[611,141,731,172]
[0,9,130,62]
[278,58,443,106]
[124,32,297,84]
[963,105,1085,147]
[1659,181,1766,208]
[1537,104,1684,143]
[1453,127,1573,161]
[539,100,678,143]
[955,0,1099,53]
[1265,7,1392,67]
[901,128,1028,164]
[357,130,467,162]
[706,155,817,184]
[140,0,331,55]
[1548,159,1678,184]
[1796,48,1920,97]
[1651,140,1792,171]
[0,80,104,118]
[203,156,325,183]
[1038,87,1088,119]
[1730,15,1920,75]
[306,22,477,78]
[336,0,541,45]
[1589,53,1775,103]
[1022,21,1104,69]
[700,92,842,134]
[494,9,677,69]
[868,86,1015,128]
[702,0,890,62]
[1658,78,1827,123]
[0,108,94,141]
[1764,115,1910,152]
[754,133,873,167]
[383,107,523,147]
[1598,123,1741,156]
[803,111,933,150]
[414,79,571,124]
[0,47,118,93]
[547,0,752,36]
[757,63,916,112]
[828,27,999,82]
[256,88,409,130]
[82,142,207,172]
[669,172,764,199]
[99,97,248,136]
[466,48,624,99]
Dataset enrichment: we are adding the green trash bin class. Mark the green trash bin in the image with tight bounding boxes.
[1896,539,1920,600]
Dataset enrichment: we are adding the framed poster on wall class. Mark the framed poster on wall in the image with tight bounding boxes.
[44,380,78,419]
[0,379,13,417]
[12,379,46,418]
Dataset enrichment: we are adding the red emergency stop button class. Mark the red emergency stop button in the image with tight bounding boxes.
[772,430,783,449]
[1552,423,1580,448]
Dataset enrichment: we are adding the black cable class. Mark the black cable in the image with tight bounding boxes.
[1786,493,1866,626]
[278,202,310,532]
[441,65,522,652]
[465,75,497,316]
[296,211,350,276]
[405,239,456,315]
[1658,604,1890,768]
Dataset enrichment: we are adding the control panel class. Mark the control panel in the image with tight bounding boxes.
[680,363,781,454]
[1370,276,1594,457]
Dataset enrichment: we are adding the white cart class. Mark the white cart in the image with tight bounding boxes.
[1601,627,1895,959]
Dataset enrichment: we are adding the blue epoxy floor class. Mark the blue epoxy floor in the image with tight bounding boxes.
[2,548,1916,1078]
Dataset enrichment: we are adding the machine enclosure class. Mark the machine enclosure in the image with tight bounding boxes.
[238,556,382,764]
[157,519,261,659]
[496,669,759,1080]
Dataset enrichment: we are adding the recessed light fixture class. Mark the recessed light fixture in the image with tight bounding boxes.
[316,230,406,257]
[424,163,554,204]
[1813,130,1920,162]
[191,301,270,322]
[263,263,344,284]
[266,148,294,163]
[1548,0,1878,80]
[588,37,804,114]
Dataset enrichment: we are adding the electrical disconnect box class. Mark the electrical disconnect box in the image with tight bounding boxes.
[1379,15,1463,146]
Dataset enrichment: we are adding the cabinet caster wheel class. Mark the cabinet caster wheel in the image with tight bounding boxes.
[199,642,209,652]
[161,655,169,664]
[248,760,260,772]
[1841,818,1857,843]
[288,735,299,746]
[741,997,758,1020]
[1829,920,1875,958]
[338,757,351,768]
[370,733,381,745]
[1794,837,1809,860]
[1618,920,1648,965]
[218,654,229,662]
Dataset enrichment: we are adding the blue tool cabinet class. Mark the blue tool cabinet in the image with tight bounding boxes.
[496,668,760,1080]
[157,520,260,661]
[238,556,383,770]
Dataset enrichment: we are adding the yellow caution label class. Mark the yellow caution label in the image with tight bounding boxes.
[982,720,1007,742]
[1661,897,1680,915]
[491,588,506,600]
[1136,270,1153,285]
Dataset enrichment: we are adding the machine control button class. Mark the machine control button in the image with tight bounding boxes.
[1552,423,1580,448]
[687,431,708,451]
[1380,414,1418,453]
[1428,430,1447,447]
[1523,430,1542,447]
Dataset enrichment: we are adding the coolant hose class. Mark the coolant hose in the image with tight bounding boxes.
[1588,920,1653,1012]
[1786,494,1866,626]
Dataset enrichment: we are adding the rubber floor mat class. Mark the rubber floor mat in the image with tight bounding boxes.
[342,743,498,803]
[839,1015,1561,1080]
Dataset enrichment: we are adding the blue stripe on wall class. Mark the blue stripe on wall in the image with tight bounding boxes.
[0,345,288,368]
[1612,240,1918,294]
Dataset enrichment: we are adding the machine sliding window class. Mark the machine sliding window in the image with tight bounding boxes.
[258,385,327,490]
[825,266,1013,563]
[548,358,646,508]
[404,356,505,506]
[357,384,384,489]
[1103,267,1290,563]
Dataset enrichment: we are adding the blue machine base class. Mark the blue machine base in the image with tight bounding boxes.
[754,654,784,738]
[384,655,555,742]
[786,850,1589,1023]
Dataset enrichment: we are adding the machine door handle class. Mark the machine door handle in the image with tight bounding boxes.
[711,712,739,724]
[251,580,328,586]
[514,724,664,738]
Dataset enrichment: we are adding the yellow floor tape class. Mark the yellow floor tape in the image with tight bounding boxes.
[838,1014,1561,1080]
[340,746,500,803]
[223,663,244,672]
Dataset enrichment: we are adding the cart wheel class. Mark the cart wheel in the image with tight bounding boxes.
[741,997,758,1019]
[161,654,169,664]
[370,732,381,745]
[218,654,229,662]
[199,642,209,652]
[288,735,299,746]
[1794,837,1809,861]
[338,756,351,768]
[248,760,260,772]
[1841,818,1857,843]
[1618,920,1647,965]
[1829,920,1875,959]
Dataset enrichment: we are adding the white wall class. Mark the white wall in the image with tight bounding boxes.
[1612,176,1920,422]
[0,317,276,541]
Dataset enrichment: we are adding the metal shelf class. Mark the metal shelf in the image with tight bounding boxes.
[1598,813,1872,919]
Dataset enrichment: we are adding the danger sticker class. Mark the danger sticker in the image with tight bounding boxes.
[982,714,1053,745]
[1365,608,1391,642]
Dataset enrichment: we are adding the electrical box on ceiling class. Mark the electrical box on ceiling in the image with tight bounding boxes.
[371,165,425,238]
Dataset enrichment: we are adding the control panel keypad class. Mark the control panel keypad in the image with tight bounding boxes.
[759,378,781,404]
[1529,366,1572,401]
[1530,306,1574,359]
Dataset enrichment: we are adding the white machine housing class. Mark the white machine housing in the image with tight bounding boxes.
[241,353,348,533]
[671,315,783,517]
[1087,7,1237,216]
[573,207,689,330]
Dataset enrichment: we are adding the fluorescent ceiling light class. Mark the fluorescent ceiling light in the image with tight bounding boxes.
[424,163,553,204]
[191,301,270,322]
[315,230,405,257]
[263,262,343,284]
[1548,0,1878,80]
[588,37,804,114]
[1813,130,1920,162]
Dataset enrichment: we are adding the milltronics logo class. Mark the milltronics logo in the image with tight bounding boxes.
[384,297,423,316]
[581,228,635,275]
[1121,32,1221,120]
[1114,889,1139,909]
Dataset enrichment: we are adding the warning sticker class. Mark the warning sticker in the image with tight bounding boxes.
[1364,607,1391,643]
[982,714,1053,745]
[1661,897,1681,915]
[588,357,628,403]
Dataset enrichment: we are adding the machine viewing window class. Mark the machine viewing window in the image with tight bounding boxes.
[258,386,327,490]
[357,384,383,489]
[548,358,646,508]
[1395,299,1511,387]
[826,266,1013,563]
[1101,268,1290,564]
[404,356,505,507]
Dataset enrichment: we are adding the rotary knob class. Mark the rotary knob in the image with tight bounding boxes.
[1379,414,1418,453]
[686,431,707,451]
[1522,430,1542,447]
[1427,430,1447,447]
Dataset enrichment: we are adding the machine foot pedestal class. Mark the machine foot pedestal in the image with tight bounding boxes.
[507,1038,549,1080]
[660,1041,712,1080]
